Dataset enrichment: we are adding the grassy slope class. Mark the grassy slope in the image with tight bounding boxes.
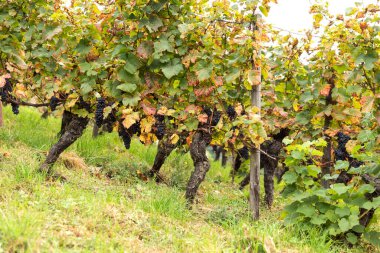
[0,106,375,253]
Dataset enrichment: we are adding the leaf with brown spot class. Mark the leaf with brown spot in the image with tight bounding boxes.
[198,113,208,123]
[320,84,331,97]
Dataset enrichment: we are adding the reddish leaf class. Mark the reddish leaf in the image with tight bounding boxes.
[320,84,331,97]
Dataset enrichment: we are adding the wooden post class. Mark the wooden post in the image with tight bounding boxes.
[0,101,3,127]
[250,14,262,220]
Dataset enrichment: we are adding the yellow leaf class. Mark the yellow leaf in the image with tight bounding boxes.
[140,116,155,133]
[157,106,168,115]
[66,93,79,108]
[293,100,300,112]
[170,134,180,144]
[345,140,357,153]
[122,112,139,129]
[247,69,261,86]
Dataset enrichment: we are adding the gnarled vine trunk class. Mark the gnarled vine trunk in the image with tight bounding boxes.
[148,138,176,181]
[185,130,211,204]
[59,110,74,137]
[239,128,289,208]
[40,111,89,176]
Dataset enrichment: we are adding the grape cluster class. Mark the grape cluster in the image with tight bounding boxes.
[95,98,106,127]
[203,107,221,126]
[129,122,141,135]
[78,96,91,111]
[154,115,166,140]
[118,124,131,149]
[50,96,59,111]
[102,111,117,133]
[1,78,12,103]
[11,103,19,115]
[238,146,249,160]
[335,132,350,161]
[335,132,363,168]
[227,105,237,120]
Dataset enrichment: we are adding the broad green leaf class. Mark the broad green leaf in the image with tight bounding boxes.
[122,95,140,106]
[364,231,380,247]
[145,15,163,32]
[124,54,141,74]
[161,59,183,79]
[154,38,173,54]
[296,204,315,217]
[310,215,326,225]
[330,183,351,195]
[291,150,304,160]
[75,39,91,55]
[117,83,137,93]
[338,218,350,232]
[335,207,350,217]
[44,26,62,40]
[346,233,358,244]
[357,184,375,195]
[358,130,376,142]
[282,171,298,184]
[335,160,349,170]
[79,62,92,73]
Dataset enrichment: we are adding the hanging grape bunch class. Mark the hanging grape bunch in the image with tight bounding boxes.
[118,124,131,149]
[227,105,237,121]
[11,103,19,115]
[1,78,12,103]
[154,115,166,140]
[95,98,106,127]
[50,96,59,111]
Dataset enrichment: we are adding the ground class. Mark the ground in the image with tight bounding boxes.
[0,106,376,252]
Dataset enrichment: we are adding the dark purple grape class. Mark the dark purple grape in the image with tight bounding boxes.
[11,103,19,115]
[118,124,131,149]
[227,105,237,120]
[50,96,59,111]
[95,98,106,127]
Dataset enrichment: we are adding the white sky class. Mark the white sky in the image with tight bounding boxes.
[266,0,379,32]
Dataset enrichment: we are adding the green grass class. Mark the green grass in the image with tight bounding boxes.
[0,106,377,252]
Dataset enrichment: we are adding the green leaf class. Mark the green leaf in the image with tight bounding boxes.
[358,130,376,142]
[78,62,92,73]
[124,54,141,74]
[117,83,137,93]
[354,49,378,70]
[154,38,173,54]
[44,26,62,40]
[282,171,298,184]
[122,95,140,106]
[291,150,304,160]
[364,231,380,247]
[335,160,349,170]
[184,118,199,131]
[296,204,315,217]
[357,184,375,195]
[225,68,240,84]
[310,215,326,225]
[306,165,320,178]
[346,233,358,244]
[330,183,351,195]
[145,15,163,32]
[333,64,348,74]
[161,59,183,79]
[111,45,127,59]
[75,39,91,55]
[80,79,96,95]
[335,207,350,217]
[338,218,350,232]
